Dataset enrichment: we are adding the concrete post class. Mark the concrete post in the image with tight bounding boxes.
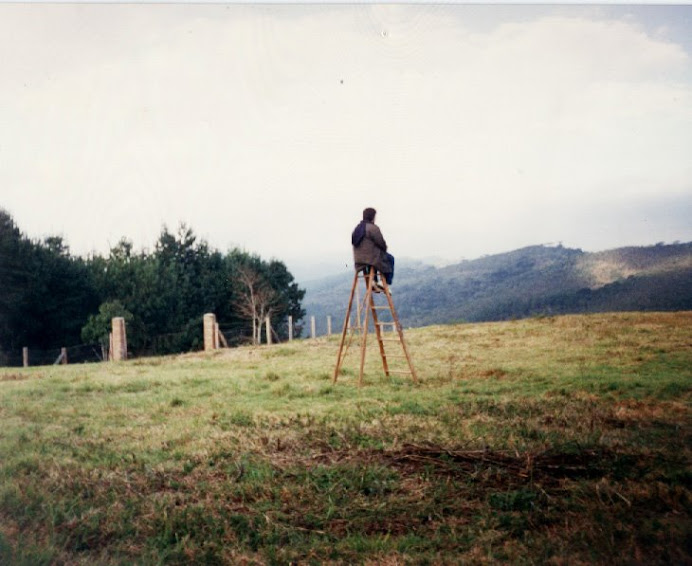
[203,313,217,352]
[111,317,127,361]
[311,316,316,339]
[288,316,293,341]
[327,316,332,336]
[22,347,28,368]
[265,316,272,345]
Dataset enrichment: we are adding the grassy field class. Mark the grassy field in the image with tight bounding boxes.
[0,312,690,565]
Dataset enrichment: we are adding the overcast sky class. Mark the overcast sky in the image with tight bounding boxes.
[1,3,691,280]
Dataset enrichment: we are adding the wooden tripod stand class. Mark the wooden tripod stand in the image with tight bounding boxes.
[333,268,418,386]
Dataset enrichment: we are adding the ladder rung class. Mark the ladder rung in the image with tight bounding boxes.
[387,370,413,375]
[373,306,391,310]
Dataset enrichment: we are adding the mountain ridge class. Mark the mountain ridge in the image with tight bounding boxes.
[302,242,692,334]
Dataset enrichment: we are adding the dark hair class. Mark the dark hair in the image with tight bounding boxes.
[363,208,377,222]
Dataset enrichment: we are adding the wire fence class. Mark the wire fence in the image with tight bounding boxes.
[0,342,105,368]
[219,321,254,347]
[0,315,319,368]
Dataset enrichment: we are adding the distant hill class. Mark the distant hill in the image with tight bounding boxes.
[303,242,692,334]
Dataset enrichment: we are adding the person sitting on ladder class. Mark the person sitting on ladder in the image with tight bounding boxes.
[351,207,394,291]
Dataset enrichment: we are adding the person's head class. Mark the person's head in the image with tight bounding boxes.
[363,208,377,222]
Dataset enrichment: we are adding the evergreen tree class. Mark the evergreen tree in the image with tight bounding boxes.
[0,209,31,353]
[2,212,306,362]
[0,210,99,355]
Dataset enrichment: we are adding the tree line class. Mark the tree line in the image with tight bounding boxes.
[0,209,305,364]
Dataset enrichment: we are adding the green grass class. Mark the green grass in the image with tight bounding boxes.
[0,312,690,564]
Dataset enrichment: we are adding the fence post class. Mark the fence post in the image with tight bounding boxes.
[203,313,217,352]
[214,322,220,349]
[265,316,272,345]
[112,317,127,361]
[23,347,28,368]
[327,316,332,336]
[61,347,68,365]
[288,316,293,342]
[217,325,228,348]
[311,316,316,339]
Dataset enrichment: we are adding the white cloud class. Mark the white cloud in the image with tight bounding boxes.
[0,5,690,271]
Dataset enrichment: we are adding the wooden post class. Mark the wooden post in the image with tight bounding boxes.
[217,325,228,348]
[23,347,28,368]
[327,316,332,336]
[265,316,272,345]
[288,316,293,342]
[112,317,127,361]
[61,347,68,365]
[311,316,316,339]
[214,322,220,349]
[203,313,217,352]
[109,332,113,361]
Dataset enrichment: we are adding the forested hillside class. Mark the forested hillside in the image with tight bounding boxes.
[0,209,305,364]
[304,243,692,332]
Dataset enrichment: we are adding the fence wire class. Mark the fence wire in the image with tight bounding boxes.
[0,342,104,368]
[0,317,305,368]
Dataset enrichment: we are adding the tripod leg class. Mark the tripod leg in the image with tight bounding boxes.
[358,269,375,386]
[333,271,359,383]
[369,271,390,377]
[381,276,418,383]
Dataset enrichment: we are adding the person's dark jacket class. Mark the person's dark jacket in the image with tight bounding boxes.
[353,221,392,274]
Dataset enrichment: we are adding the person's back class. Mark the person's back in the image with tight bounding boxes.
[352,207,393,280]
